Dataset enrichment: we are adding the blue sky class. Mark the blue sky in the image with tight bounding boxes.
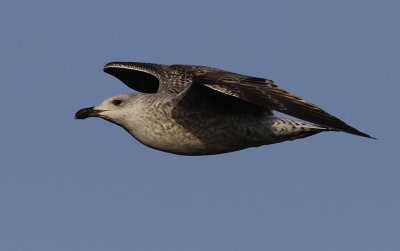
[1,0,399,250]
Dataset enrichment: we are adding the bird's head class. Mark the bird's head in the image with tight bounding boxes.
[75,93,140,126]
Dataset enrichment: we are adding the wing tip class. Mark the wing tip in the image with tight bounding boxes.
[355,131,376,140]
[340,127,376,139]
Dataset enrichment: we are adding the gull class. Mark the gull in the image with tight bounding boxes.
[75,62,374,155]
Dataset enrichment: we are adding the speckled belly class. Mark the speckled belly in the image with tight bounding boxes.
[126,111,278,155]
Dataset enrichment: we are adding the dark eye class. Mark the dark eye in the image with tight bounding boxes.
[112,99,122,106]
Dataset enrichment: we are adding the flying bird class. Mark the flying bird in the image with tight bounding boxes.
[75,62,374,155]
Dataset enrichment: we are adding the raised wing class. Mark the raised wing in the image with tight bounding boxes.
[103,62,166,93]
[193,70,373,138]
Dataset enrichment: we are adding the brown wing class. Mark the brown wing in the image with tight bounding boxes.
[104,62,193,94]
[103,62,167,93]
[193,71,374,138]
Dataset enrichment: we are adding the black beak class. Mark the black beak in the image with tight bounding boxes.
[75,107,99,119]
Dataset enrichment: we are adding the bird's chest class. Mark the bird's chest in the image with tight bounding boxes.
[127,106,265,155]
[123,106,206,154]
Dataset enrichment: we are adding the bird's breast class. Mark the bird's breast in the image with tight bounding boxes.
[121,103,276,155]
